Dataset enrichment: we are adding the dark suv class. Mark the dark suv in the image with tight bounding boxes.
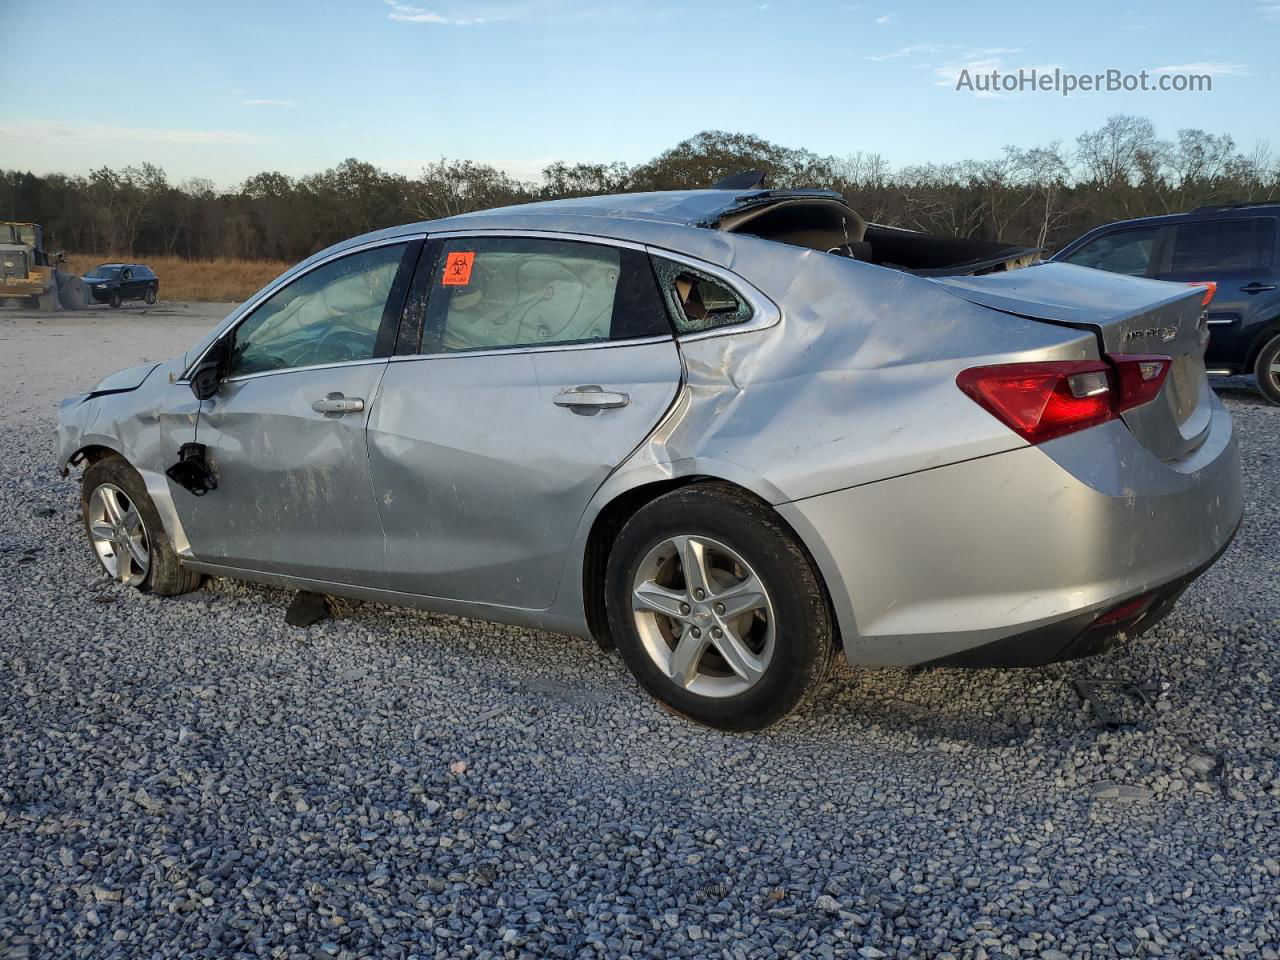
[83,263,160,309]
[1051,202,1280,404]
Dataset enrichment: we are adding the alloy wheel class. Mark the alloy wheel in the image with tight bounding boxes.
[87,482,150,586]
[631,535,775,698]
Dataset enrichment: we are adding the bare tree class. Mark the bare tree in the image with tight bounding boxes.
[1075,115,1161,187]
[4,120,1276,264]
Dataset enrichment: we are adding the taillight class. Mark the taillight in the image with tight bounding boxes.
[957,355,1172,444]
[1109,354,1171,411]
[1187,281,1217,306]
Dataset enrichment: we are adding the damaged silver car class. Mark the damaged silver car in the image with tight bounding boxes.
[57,183,1244,730]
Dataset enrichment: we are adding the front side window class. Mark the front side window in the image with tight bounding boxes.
[1171,219,1273,272]
[652,258,753,334]
[422,237,669,353]
[229,243,406,376]
[1061,227,1159,277]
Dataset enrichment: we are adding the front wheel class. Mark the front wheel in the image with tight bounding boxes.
[108,290,122,309]
[81,456,202,595]
[1255,333,1280,406]
[606,482,836,731]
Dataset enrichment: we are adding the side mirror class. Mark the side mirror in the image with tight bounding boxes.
[189,337,230,401]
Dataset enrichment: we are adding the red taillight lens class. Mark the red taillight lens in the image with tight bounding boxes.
[956,361,1115,444]
[1109,354,1171,411]
[957,354,1172,444]
[1187,281,1217,306]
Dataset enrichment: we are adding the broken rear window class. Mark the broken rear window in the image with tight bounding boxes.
[652,258,752,335]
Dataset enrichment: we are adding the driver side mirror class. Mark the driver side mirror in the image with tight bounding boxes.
[189,336,231,401]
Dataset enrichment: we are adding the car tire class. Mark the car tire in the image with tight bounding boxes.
[605,482,836,731]
[1255,333,1280,406]
[108,290,122,309]
[144,286,157,305]
[81,456,203,596]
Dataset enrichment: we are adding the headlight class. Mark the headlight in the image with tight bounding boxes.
[94,284,107,289]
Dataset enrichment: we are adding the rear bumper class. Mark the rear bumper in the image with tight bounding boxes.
[777,398,1243,667]
[919,525,1237,667]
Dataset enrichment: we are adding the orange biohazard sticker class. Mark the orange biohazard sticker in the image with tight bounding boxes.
[442,251,475,286]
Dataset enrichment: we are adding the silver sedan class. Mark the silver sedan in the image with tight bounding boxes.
[57,187,1243,729]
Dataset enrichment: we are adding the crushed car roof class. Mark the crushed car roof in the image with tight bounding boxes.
[448,188,847,229]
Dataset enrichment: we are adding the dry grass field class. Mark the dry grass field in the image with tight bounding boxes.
[64,254,291,303]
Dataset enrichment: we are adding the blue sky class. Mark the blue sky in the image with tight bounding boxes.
[3,0,1277,186]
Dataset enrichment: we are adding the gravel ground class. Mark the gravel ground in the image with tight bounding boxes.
[1,334,1278,958]
[0,303,230,428]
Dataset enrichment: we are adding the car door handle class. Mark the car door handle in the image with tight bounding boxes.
[311,393,365,415]
[553,386,630,410]
[1241,282,1277,293]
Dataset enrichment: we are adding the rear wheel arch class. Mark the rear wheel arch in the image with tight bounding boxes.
[581,476,840,654]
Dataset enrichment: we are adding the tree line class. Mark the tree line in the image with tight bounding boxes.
[2,115,1276,264]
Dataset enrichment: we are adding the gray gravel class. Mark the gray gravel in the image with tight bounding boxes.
[1,376,1278,960]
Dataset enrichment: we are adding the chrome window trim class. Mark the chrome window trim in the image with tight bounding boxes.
[388,334,673,363]
[645,246,781,341]
[178,234,425,382]
[1206,317,1237,326]
[222,356,389,385]
[427,228,648,253]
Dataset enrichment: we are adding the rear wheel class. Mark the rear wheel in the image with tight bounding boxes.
[144,285,157,305]
[606,482,835,731]
[109,290,122,309]
[1255,334,1280,406]
[81,456,202,595]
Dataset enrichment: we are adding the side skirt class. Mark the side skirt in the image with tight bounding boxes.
[180,560,594,641]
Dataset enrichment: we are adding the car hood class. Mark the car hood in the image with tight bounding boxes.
[88,362,160,396]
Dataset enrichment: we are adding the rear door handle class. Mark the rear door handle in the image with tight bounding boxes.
[553,385,630,410]
[311,393,366,415]
[1241,282,1277,293]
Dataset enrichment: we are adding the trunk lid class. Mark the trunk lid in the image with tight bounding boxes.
[936,262,1212,461]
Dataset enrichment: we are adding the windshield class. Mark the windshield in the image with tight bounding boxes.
[88,265,122,279]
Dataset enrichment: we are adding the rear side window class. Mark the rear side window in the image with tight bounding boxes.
[651,258,753,334]
[1061,227,1159,276]
[1171,219,1275,272]
[422,237,669,353]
